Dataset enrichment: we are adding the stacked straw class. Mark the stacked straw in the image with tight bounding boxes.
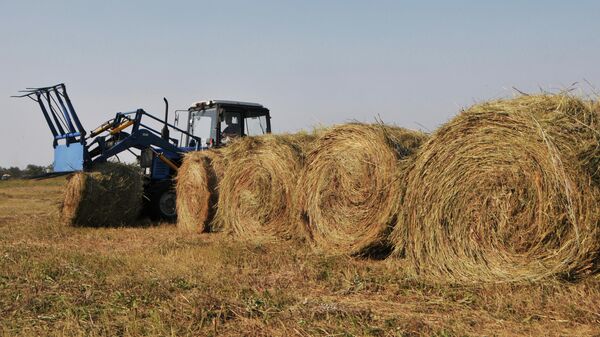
[61,162,143,227]
[176,149,223,232]
[212,133,315,240]
[392,95,600,282]
[297,123,427,256]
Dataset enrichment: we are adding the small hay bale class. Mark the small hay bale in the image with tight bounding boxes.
[393,94,600,282]
[213,133,315,240]
[175,149,223,232]
[61,162,143,227]
[297,123,427,256]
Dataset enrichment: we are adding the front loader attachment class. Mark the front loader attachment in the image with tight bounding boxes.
[13,83,87,172]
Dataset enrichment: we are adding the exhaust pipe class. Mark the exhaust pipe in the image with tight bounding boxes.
[161,97,170,140]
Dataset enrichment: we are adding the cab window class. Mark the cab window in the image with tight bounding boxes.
[189,108,216,147]
[244,115,268,136]
[221,112,242,144]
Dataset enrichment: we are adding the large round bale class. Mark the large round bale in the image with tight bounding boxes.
[297,123,427,257]
[393,94,600,282]
[213,133,315,240]
[61,162,143,227]
[175,149,223,232]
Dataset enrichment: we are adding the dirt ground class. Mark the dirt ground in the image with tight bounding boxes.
[0,178,598,336]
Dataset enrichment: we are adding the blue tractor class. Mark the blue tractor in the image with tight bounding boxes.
[15,83,272,220]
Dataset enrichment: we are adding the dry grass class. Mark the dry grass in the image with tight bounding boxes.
[213,133,315,241]
[61,163,143,227]
[176,150,223,232]
[0,178,599,336]
[297,123,427,257]
[393,94,600,282]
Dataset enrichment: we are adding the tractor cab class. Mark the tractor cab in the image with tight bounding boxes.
[184,100,271,148]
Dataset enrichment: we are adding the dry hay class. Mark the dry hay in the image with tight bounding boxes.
[175,149,223,232]
[213,133,315,240]
[297,123,427,257]
[392,94,600,282]
[61,162,143,227]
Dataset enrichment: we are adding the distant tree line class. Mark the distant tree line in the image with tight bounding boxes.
[0,164,52,178]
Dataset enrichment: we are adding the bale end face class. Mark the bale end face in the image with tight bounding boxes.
[394,94,600,282]
[214,134,315,241]
[298,123,427,257]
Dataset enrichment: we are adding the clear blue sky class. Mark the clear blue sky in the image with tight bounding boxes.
[2,0,599,167]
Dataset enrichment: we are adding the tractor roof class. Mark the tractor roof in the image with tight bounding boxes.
[189,100,265,111]
[188,100,270,118]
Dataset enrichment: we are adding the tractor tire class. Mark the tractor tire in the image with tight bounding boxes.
[146,180,177,222]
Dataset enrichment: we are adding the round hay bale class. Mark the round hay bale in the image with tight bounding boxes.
[175,149,223,232]
[297,123,427,256]
[213,133,315,240]
[61,162,143,227]
[393,94,600,282]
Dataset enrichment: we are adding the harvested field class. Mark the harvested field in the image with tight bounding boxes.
[213,134,315,240]
[393,95,600,282]
[176,149,223,232]
[61,162,143,227]
[297,123,427,257]
[1,178,599,336]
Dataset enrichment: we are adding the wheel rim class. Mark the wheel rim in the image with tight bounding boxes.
[159,191,177,217]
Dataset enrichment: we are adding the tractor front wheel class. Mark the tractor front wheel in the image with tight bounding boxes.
[145,181,177,222]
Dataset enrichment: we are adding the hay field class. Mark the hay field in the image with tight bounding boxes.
[1,178,599,337]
